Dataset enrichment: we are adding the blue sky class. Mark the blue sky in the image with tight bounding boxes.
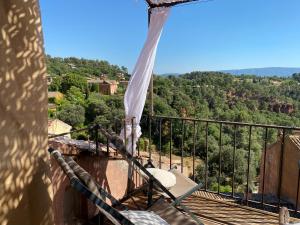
[40,0,300,74]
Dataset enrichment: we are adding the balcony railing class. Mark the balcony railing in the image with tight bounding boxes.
[49,115,300,217]
[145,115,300,216]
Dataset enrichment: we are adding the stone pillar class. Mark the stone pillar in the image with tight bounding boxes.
[0,0,54,224]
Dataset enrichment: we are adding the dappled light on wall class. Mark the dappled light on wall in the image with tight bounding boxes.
[0,0,53,224]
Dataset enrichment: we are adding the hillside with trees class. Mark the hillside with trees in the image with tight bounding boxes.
[47,55,300,193]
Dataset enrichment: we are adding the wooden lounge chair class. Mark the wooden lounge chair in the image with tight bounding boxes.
[98,127,203,219]
[144,161,202,200]
[49,148,201,225]
[168,168,201,199]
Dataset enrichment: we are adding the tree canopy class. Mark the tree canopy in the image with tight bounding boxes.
[47,56,300,193]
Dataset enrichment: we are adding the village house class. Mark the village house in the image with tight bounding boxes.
[48,91,64,103]
[100,74,108,80]
[99,80,118,95]
[87,78,118,95]
[48,119,72,138]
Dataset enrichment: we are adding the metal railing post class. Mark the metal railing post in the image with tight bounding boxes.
[232,125,237,197]
[295,160,300,214]
[95,125,99,155]
[131,117,135,156]
[205,122,208,191]
[261,127,268,208]
[246,125,252,205]
[149,116,152,161]
[193,120,196,181]
[106,125,109,156]
[169,119,173,169]
[218,123,222,194]
[123,119,127,148]
[278,129,286,209]
[159,118,162,169]
[181,119,185,174]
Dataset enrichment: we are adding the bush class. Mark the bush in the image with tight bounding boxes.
[57,104,85,128]
[137,138,149,152]
[61,73,87,93]
[211,182,232,193]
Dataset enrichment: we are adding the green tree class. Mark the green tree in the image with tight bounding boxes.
[85,93,110,124]
[61,73,87,93]
[48,76,62,91]
[57,104,85,128]
[65,86,85,106]
[292,73,300,82]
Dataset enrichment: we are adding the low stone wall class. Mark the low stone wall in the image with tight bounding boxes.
[50,148,144,225]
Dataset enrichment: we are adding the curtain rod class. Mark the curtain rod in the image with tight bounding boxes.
[146,0,200,9]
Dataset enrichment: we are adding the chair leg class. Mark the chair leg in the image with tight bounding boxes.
[93,213,104,225]
[99,213,104,225]
[147,179,154,207]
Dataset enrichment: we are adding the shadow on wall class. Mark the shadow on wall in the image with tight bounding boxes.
[0,0,53,225]
[5,159,53,225]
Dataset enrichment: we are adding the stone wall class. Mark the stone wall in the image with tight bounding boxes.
[259,136,300,207]
[259,141,281,195]
[50,151,144,224]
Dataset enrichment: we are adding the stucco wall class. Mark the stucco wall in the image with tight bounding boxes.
[99,83,118,95]
[259,137,300,208]
[110,83,118,95]
[51,153,144,225]
[0,0,54,224]
[259,141,281,195]
[281,138,300,206]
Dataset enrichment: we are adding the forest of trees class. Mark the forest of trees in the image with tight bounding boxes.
[47,55,300,193]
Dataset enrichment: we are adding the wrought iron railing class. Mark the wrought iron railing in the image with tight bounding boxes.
[49,115,300,217]
[146,115,300,216]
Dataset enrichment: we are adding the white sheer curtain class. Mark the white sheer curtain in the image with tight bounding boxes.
[120,7,170,155]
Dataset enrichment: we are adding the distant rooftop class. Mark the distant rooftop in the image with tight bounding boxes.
[48,91,63,98]
[87,78,118,85]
